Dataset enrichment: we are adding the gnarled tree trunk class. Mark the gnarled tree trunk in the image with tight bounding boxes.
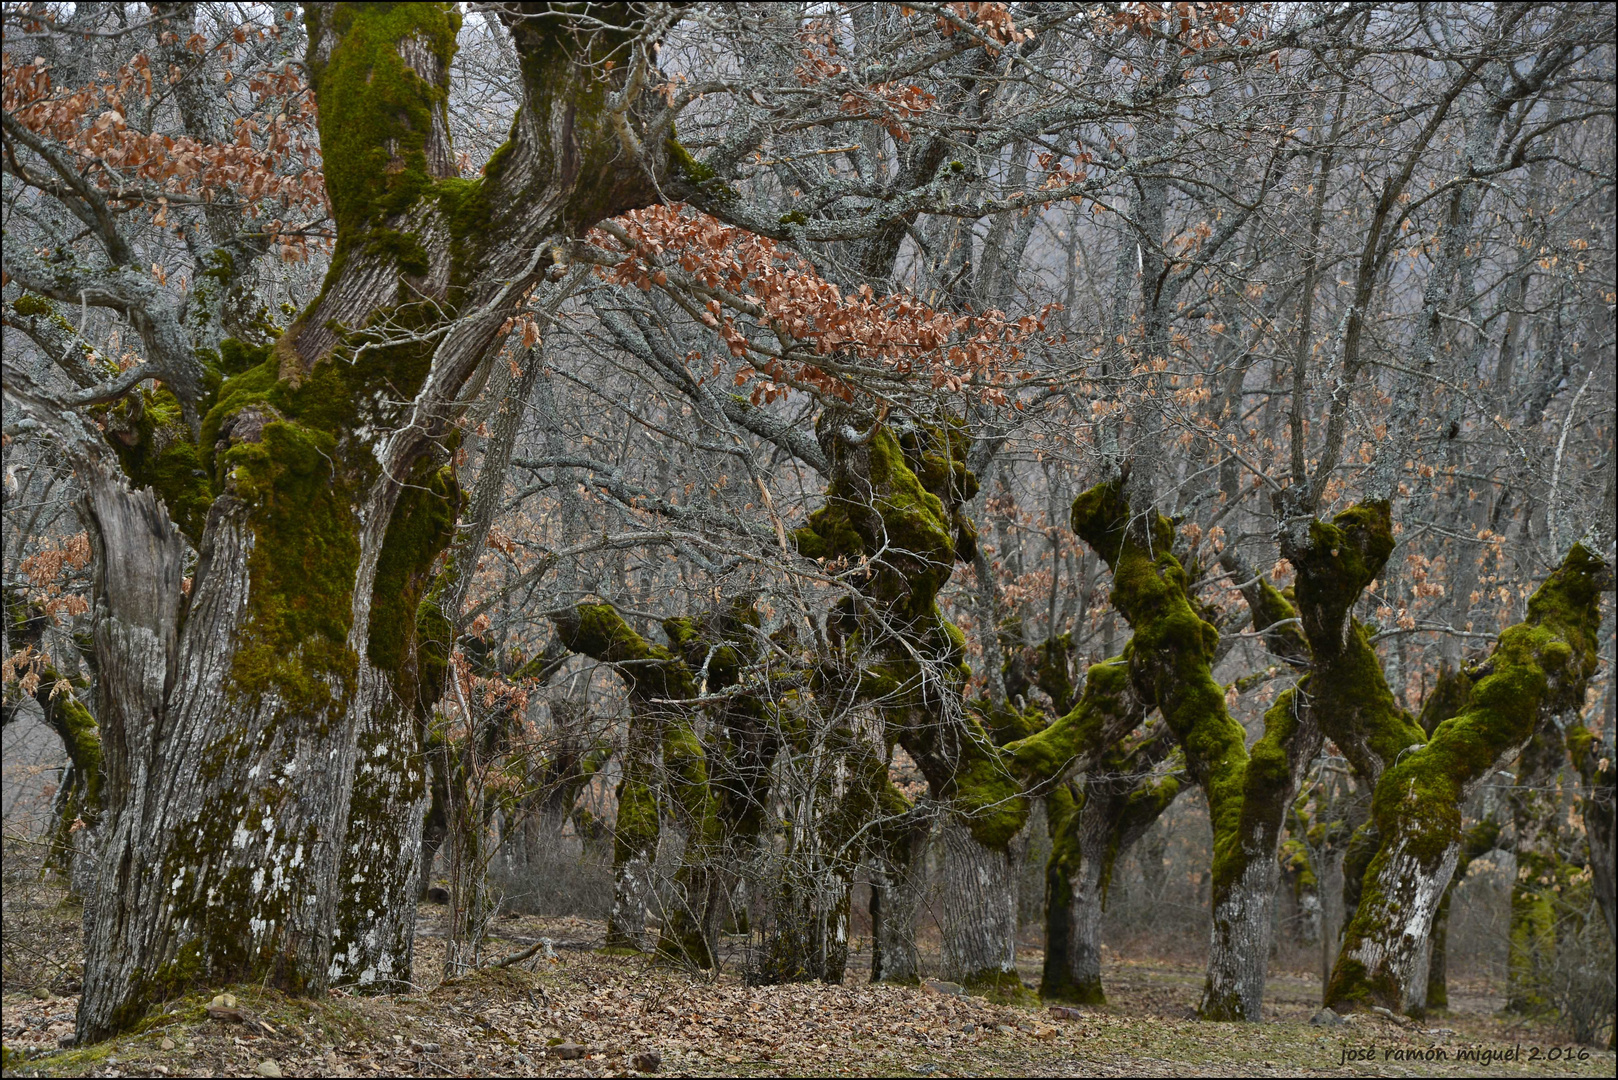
[1042,720,1181,1004]
[1326,545,1606,1014]
[1069,479,1260,1020]
[51,4,674,1040]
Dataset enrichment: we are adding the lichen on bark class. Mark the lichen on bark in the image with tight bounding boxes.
[1325,544,1608,1014]
[72,0,684,1037]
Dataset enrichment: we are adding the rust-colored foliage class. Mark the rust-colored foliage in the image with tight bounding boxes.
[594,205,1055,405]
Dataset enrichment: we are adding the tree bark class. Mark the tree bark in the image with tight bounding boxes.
[1567,710,1617,945]
[1326,545,1607,1014]
[937,819,1024,994]
[1042,721,1182,1004]
[1069,479,1262,1019]
[552,604,697,952]
[329,664,428,990]
[796,414,1035,988]
[609,749,659,952]
[870,817,930,985]
[61,3,672,1038]
[1505,717,1568,1013]
[417,761,447,901]
[1283,503,1424,792]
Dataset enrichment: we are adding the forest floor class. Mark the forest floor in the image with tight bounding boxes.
[2,875,1613,1078]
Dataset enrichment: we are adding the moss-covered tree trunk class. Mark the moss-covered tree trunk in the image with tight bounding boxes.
[793,415,1139,996]
[657,604,780,968]
[751,732,887,985]
[653,713,725,968]
[552,600,775,969]
[1021,646,1152,1004]
[1505,716,1570,1013]
[752,852,853,984]
[1567,716,1617,945]
[1041,783,1087,1002]
[69,3,672,1040]
[1325,545,1607,1014]
[1068,479,1261,1019]
[1184,550,1323,1020]
[1413,665,1480,1012]
[1042,723,1183,1004]
[609,730,660,952]
[1273,501,1428,1008]
[1283,504,1425,792]
[792,412,1023,990]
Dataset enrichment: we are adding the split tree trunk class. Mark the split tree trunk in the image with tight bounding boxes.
[794,415,1034,989]
[1282,503,1424,794]
[1413,667,1482,1013]
[1266,501,1426,1013]
[1042,722,1182,1004]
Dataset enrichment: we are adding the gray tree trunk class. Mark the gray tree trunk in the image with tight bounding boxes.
[1065,838,1106,1002]
[76,488,354,1037]
[47,2,679,1038]
[329,665,428,990]
[870,822,930,984]
[937,821,1025,993]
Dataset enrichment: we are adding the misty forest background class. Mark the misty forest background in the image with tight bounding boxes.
[1,0,1615,1060]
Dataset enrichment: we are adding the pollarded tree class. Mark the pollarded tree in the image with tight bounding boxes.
[1327,543,1608,1013]
[1,1,717,1040]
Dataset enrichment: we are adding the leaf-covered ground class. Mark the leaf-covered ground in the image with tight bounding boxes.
[2,893,1612,1078]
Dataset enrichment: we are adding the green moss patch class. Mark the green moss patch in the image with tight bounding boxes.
[1328,544,1607,1012]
